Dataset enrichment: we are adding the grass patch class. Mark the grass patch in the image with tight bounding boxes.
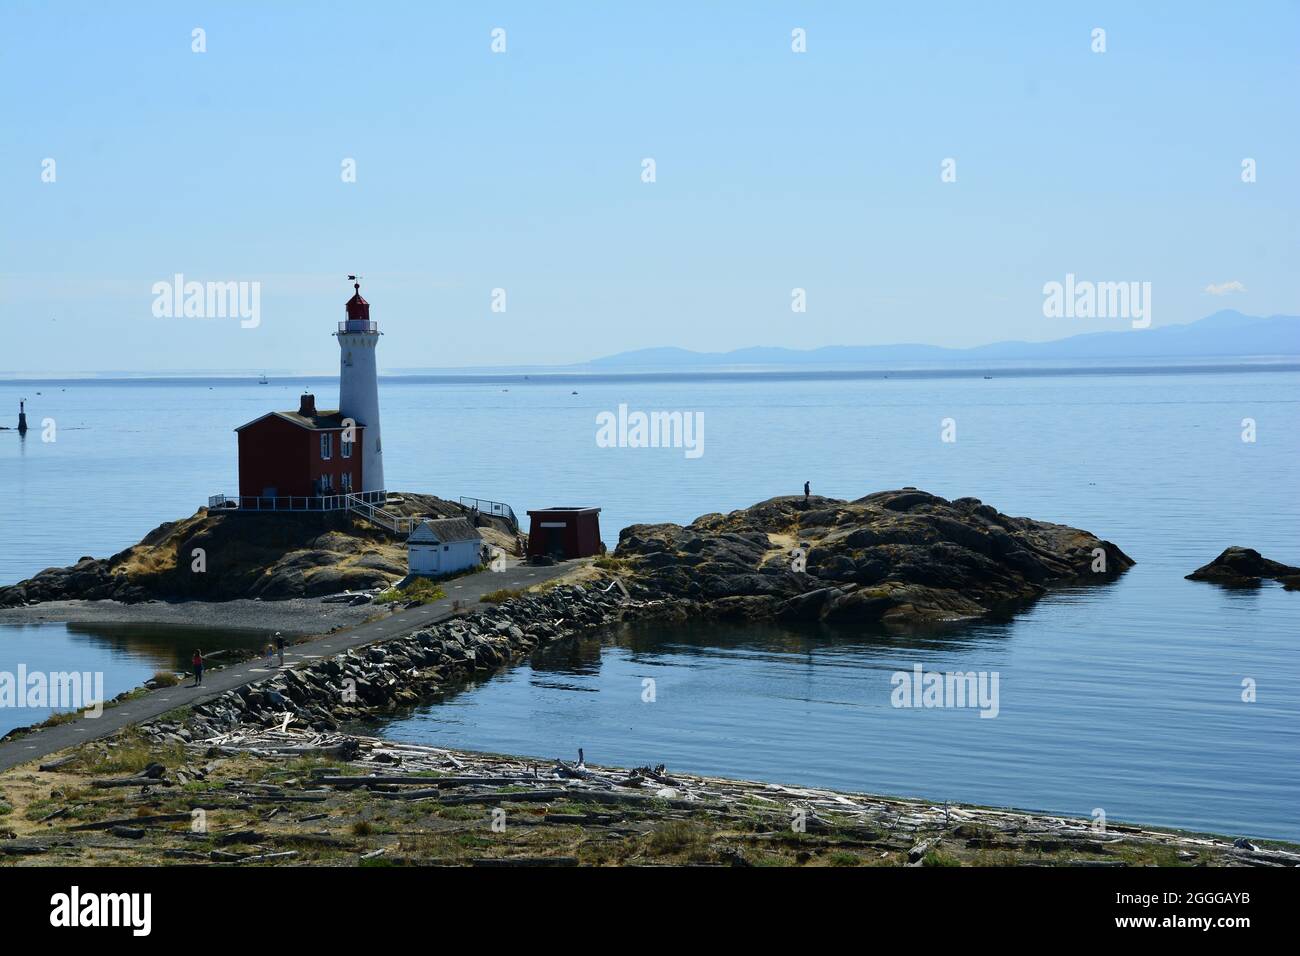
[78,735,185,775]
[149,670,181,688]
[646,819,707,856]
[479,587,524,604]
[921,849,962,867]
[375,578,447,606]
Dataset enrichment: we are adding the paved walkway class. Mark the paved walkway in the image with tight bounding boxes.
[0,561,575,772]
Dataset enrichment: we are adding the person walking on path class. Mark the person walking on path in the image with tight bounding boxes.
[191,650,204,688]
[275,631,286,667]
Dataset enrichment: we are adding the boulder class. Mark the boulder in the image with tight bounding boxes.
[1186,547,1300,588]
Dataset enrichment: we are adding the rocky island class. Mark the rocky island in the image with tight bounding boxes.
[1186,547,1300,589]
[0,494,517,608]
[615,488,1134,629]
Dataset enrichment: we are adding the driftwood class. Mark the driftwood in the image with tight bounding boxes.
[471,856,579,867]
[90,762,168,789]
[91,776,170,789]
[435,789,571,806]
[0,843,53,856]
[172,726,1300,869]
[243,793,329,803]
[236,850,298,864]
[70,812,192,832]
[37,804,79,823]
[315,774,540,789]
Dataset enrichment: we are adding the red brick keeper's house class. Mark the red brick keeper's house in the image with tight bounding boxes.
[235,393,365,499]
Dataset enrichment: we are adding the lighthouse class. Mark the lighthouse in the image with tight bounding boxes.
[335,279,385,493]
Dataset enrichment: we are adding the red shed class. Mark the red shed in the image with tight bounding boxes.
[526,507,602,560]
[235,393,365,499]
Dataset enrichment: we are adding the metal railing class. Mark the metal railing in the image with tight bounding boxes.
[207,490,387,513]
[336,321,380,334]
[459,496,519,532]
[345,493,419,534]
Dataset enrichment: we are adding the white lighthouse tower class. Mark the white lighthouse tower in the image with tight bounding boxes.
[336,279,385,494]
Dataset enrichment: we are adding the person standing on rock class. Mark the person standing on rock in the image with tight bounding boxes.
[275,632,286,667]
[191,650,204,688]
[804,481,810,502]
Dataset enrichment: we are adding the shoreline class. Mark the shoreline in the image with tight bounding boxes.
[4,724,1295,867]
[0,596,381,636]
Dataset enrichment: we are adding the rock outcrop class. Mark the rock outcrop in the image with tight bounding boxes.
[0,493,513,607]
[1186,547,1300,589]
[616,489,1134,630]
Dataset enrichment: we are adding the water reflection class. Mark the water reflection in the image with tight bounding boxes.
[362,578,1300,841]
[60,621,269,671]
[0,621,272,736]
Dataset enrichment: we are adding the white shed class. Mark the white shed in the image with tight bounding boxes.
[407,517,483,577]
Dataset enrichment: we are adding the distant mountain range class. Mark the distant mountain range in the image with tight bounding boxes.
[586,311,1300,368]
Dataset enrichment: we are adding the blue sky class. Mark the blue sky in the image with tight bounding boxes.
[2,1,1297,373]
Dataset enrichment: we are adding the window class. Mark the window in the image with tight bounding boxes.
[341,437,352,459]
[319,473,333,492]
[341,472,352,493]
[320,433,332,460]
[443,545,450,552]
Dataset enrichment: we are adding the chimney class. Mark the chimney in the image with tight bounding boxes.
[298,393,317,417]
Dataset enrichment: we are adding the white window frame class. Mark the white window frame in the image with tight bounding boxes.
[320,433,332,460]
[341,436,353,459]
[341,472,352,493]
[320,473,333,492]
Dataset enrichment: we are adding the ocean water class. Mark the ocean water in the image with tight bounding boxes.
[1,368,1297,837]
[0,622,270,736]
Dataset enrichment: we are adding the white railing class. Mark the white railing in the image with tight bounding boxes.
[207,490,387,514]
[345,493,418,534]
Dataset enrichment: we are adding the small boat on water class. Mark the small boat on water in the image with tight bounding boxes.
[258,373,269,384]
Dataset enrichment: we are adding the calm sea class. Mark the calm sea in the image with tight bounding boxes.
[1,368,1297,838]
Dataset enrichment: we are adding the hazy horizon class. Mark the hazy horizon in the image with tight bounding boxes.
[2,307,1297,379]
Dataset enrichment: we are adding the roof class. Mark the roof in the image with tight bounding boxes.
[528,507,601,515]
[407,517,481,545]
[345,282,370,322]
[234,410,364,432]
